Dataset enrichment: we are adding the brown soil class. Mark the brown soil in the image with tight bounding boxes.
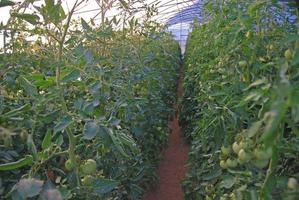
[142,67,189,200]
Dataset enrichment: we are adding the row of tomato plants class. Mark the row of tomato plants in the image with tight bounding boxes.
[0,1,180,199]
[180,1,299,200]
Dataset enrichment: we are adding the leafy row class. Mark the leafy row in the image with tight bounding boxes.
[0,0,180,199]
[180,1,299,200]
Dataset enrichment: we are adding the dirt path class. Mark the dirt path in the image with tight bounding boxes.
[142,67,189,200]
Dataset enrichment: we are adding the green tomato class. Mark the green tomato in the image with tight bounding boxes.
[284,49,293,60]
[238,149,251,162]
[20,130,28,142]
[267,44,274,51]
[75,155,81,163]
[252,159,269,169]
[246,31,253,38]
[221,146,231,156]
[254,147,272,160]
[232,142,241,154]
[65,159,75,171]
[230,193,236,200]
[81,159,97,175]
[226,158,238,168]
[81,175,93,186]
[220,160,227,169]
[239,141,246,149]
[264,147,273,159]
[254,149,263,160]
[238,61,248,67]
[288,178,298,190]
[3,132,12,148]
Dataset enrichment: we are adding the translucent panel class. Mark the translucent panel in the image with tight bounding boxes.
[0,0,203,51]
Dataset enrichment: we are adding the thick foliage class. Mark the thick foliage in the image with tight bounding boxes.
[0,2,180,199]
[181,1,299,200]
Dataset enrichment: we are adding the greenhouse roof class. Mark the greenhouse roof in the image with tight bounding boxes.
[0,0,203,51]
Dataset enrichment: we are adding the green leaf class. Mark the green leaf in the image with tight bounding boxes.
[39,181,63,200]
[93,179,119,194]
[42,129,52,150]
[291,49,299,66]
[83,121,99,140]
[41,110,60,124]
[81,18,92,31]
[0,0,15,8]
[11,13,40,25]
[281,34,299,44]
[261,101,287,145]
[62,70,81,83]
[15,178,44,198]
[54,116,73,133]
[202,168,222,181]
[0,95,3,114]
[243,78,267,91]
[39,189,62,200]
[41,0,66,25]
[119,0,129,9]
[220,175,235,189]
[107,129,129,157]
[248,121,262,138]
[18,77,38,97]
[1,104,30,119]
[0,155,33,171]
[54,135,64,146]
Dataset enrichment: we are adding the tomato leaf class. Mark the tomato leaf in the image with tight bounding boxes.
[42,129,52,150]
[18,77,38,97]
[54,116,73,133]
[81,18,92,31]
[13,178,44,199]
[83,121,99,140]
[0,155,33,171]
[11,13,40,25]
[1,104,30,119]
[0,0,15,8]
[93,179,119,194]
[62,70,81,83]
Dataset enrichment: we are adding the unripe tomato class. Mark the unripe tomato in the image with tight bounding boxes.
[254,147,272,160]
[220,160,227,169]
[226,158,238,168]
[3,132,12,148]
[232,142,241,154]
[20,130,28,142]
[252,159,268,169]
[284,49,293,60]
[288,178,298,190]
[238,61,248,67]
[81,159,97,175]
[75,155,81,163]
[65,159,75,171]
[264,147,272,159]
[246,31,252,38]
[266,44,274,51]
[81,175,93,186]
[239,141,246,149]
[230,193,236,200]
[245,138,253,147]
[238,149,250,162]
[221,146,231,156]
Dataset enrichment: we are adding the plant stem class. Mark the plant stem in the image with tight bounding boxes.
[54,0,85,187]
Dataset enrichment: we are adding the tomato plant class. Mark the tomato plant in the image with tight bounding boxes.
[181,1,299,199]
[0,0,180,199]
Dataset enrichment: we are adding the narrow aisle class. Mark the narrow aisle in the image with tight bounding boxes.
[143,67,189,200]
